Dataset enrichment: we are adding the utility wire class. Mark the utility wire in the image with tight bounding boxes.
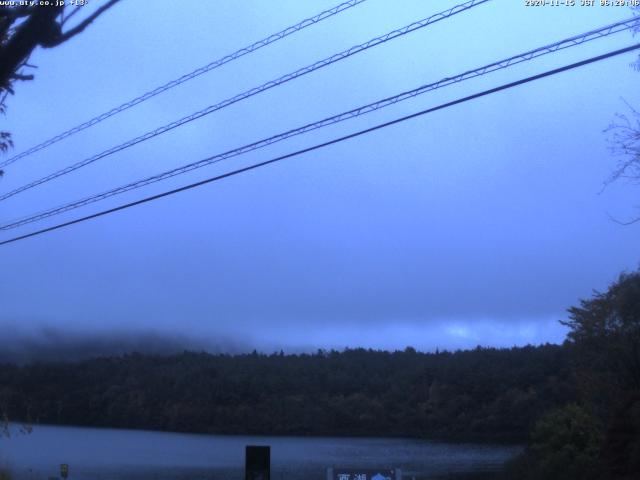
[2,43,638,247]
[0,0,370,169]
[0,0,490,202]
[2,16,637,232]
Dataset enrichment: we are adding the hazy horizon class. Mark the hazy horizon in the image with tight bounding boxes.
[0,322,572,365]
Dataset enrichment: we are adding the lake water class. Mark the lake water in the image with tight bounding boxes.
[0,425,521,480]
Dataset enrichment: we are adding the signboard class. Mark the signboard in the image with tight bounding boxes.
[330,469,397,480]
[60,464,69,479]
[245,445,270,480]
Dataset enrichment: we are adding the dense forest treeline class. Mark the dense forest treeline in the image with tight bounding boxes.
[2,270,638,479]
[0,343,574,442]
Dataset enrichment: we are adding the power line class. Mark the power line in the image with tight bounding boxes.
[2,43,638,247]
[2,16,636,232]
[0,0,370,169]
[0,0,491,202]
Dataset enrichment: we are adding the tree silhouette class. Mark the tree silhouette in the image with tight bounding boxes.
[605,106,640,223]
[561,270,640,479]
[604,7,640,224]
[0,1,121,152]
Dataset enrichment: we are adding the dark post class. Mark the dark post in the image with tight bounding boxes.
[245,445,270,480]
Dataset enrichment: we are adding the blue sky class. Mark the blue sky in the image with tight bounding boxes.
[1,0,639,353]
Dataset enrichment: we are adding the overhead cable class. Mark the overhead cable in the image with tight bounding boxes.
[0,0,370,169]
[2,43,638,247]
[2,16,637,231]
[0,0,491,201]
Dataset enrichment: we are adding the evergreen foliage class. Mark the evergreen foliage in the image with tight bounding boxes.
[0,344,573,442]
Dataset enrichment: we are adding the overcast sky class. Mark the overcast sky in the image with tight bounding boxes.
[0,0,638,355]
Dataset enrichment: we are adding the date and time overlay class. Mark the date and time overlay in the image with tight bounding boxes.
[0,0,637,8]
[526,0,639,6]
[0,0,638,7]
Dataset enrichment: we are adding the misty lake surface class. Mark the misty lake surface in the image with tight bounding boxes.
[0,425,521,480]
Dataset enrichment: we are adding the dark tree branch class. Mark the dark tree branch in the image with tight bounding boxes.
[60,5,83,27]
[0,1,121,157]
[605,100,640,188]
[43,0,120,47]
[0,5,63,89]
[0,6,38,20]
[10,73,33,81]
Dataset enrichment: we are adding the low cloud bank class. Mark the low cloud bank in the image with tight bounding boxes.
[0,326,249,364]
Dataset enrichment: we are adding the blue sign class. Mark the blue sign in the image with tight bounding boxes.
[332,469,395,480]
